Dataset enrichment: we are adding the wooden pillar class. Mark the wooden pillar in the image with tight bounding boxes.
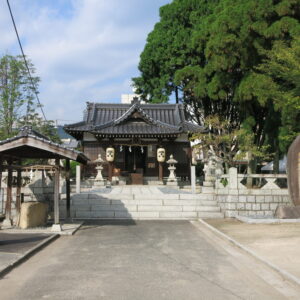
[16,161,22,215]
[0,156,3,212]
[53,158,60,225]
[159,162,163,181]
[66,159,71,219]
[76,165,81,194]
[4,159,13,226]
[108,162,113,182]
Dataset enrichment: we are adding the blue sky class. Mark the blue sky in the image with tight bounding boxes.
[0,0,170,124]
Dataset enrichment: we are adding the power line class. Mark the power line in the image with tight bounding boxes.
[6,0,47,122]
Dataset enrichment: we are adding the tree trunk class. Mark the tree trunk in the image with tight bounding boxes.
[273,149,279,174]
[246,153,256,188]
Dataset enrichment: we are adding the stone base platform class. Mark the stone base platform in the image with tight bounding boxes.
[60,186,224,220]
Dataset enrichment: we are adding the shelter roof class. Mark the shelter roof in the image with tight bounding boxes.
[64,99,203,138]
[0,126,89,164]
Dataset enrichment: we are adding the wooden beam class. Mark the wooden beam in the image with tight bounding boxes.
[66,159,71,219]
[54,158,60,224]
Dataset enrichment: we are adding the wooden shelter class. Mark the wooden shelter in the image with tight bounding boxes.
[0,126,88,228]
[64,98,203,183]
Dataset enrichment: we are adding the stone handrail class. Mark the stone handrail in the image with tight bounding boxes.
[218,168,287,190]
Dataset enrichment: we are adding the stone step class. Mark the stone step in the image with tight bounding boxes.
[68,210,223,220]
[70,193,215,201]
[198,212,224,219]
[68,198,219,207]
[60,192,223,220]
[60,200,220,211]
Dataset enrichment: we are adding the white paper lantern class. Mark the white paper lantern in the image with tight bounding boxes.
[106,147,115,162]
[157,148,166,163]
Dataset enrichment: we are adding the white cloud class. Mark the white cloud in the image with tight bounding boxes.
[0,0,170,123]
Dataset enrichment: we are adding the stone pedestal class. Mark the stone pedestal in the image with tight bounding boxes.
[166,180,178,186]
[2,218,13,228]
[94,180,106,187]
[51,223,62,232]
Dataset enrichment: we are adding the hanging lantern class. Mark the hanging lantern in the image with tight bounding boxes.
[157,147,166,163]
[106,147,115,162]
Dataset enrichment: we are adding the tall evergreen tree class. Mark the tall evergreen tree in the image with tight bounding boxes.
[0,54,39,138]
[134,0,300,172]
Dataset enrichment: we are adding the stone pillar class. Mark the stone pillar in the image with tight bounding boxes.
[191,165,196,194]
[52,158,62,232]
[66,159,71,219]
[76,165,81,194]
[229,167,238,190]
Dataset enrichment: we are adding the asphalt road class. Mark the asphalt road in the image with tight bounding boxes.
[0,220,299,300]
[0,232,52,273]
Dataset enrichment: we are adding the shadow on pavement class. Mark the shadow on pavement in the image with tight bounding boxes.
[0,233,51,253]
[77,219,137,231]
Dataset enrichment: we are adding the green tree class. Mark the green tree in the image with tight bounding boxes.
[0,54,39,138]
[133,0,220,124]
[135,0,300,173]
[191,115,239,172]
[18,112,61,143]
[255,37,300,153]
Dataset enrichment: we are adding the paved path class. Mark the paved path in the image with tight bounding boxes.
[206,218,300,281]
[0,221,299,299]
[0,233,51,272]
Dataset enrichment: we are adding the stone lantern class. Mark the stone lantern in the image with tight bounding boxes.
[166,155,178,186]
[94,154,106,186]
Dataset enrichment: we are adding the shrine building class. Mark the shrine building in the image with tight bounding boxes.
[64,98,203,184]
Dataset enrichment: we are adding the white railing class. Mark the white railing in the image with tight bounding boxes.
[217,168,287,190]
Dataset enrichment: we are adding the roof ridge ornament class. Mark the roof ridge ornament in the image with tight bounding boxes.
[131,96,140,105]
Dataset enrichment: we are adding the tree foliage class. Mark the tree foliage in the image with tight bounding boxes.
[0,54,38,138]
[0,54,59,143]
[255,37,300,152]
[134,0,300,171]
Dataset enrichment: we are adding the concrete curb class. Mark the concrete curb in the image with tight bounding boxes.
[0,234,59,278]
[236,215,300,224]
[194,219,300,287]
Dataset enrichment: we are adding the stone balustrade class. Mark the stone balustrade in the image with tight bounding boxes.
[214,167,291,218]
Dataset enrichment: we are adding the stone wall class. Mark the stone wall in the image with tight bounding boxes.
[215,168,292,218]
[216,192,291,218]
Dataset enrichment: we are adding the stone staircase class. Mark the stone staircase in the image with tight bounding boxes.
[60,190,224,220]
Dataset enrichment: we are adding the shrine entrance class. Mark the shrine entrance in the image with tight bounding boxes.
[124,146,147,183]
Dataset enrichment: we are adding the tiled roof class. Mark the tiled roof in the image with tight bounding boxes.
[64,100,203,138]
[0,126,89,163]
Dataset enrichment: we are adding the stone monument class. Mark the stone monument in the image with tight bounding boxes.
[166,155,178,186]
[93,154,106,187]
[202,150,223,193]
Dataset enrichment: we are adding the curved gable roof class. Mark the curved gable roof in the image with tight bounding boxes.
[65,100,203,138]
